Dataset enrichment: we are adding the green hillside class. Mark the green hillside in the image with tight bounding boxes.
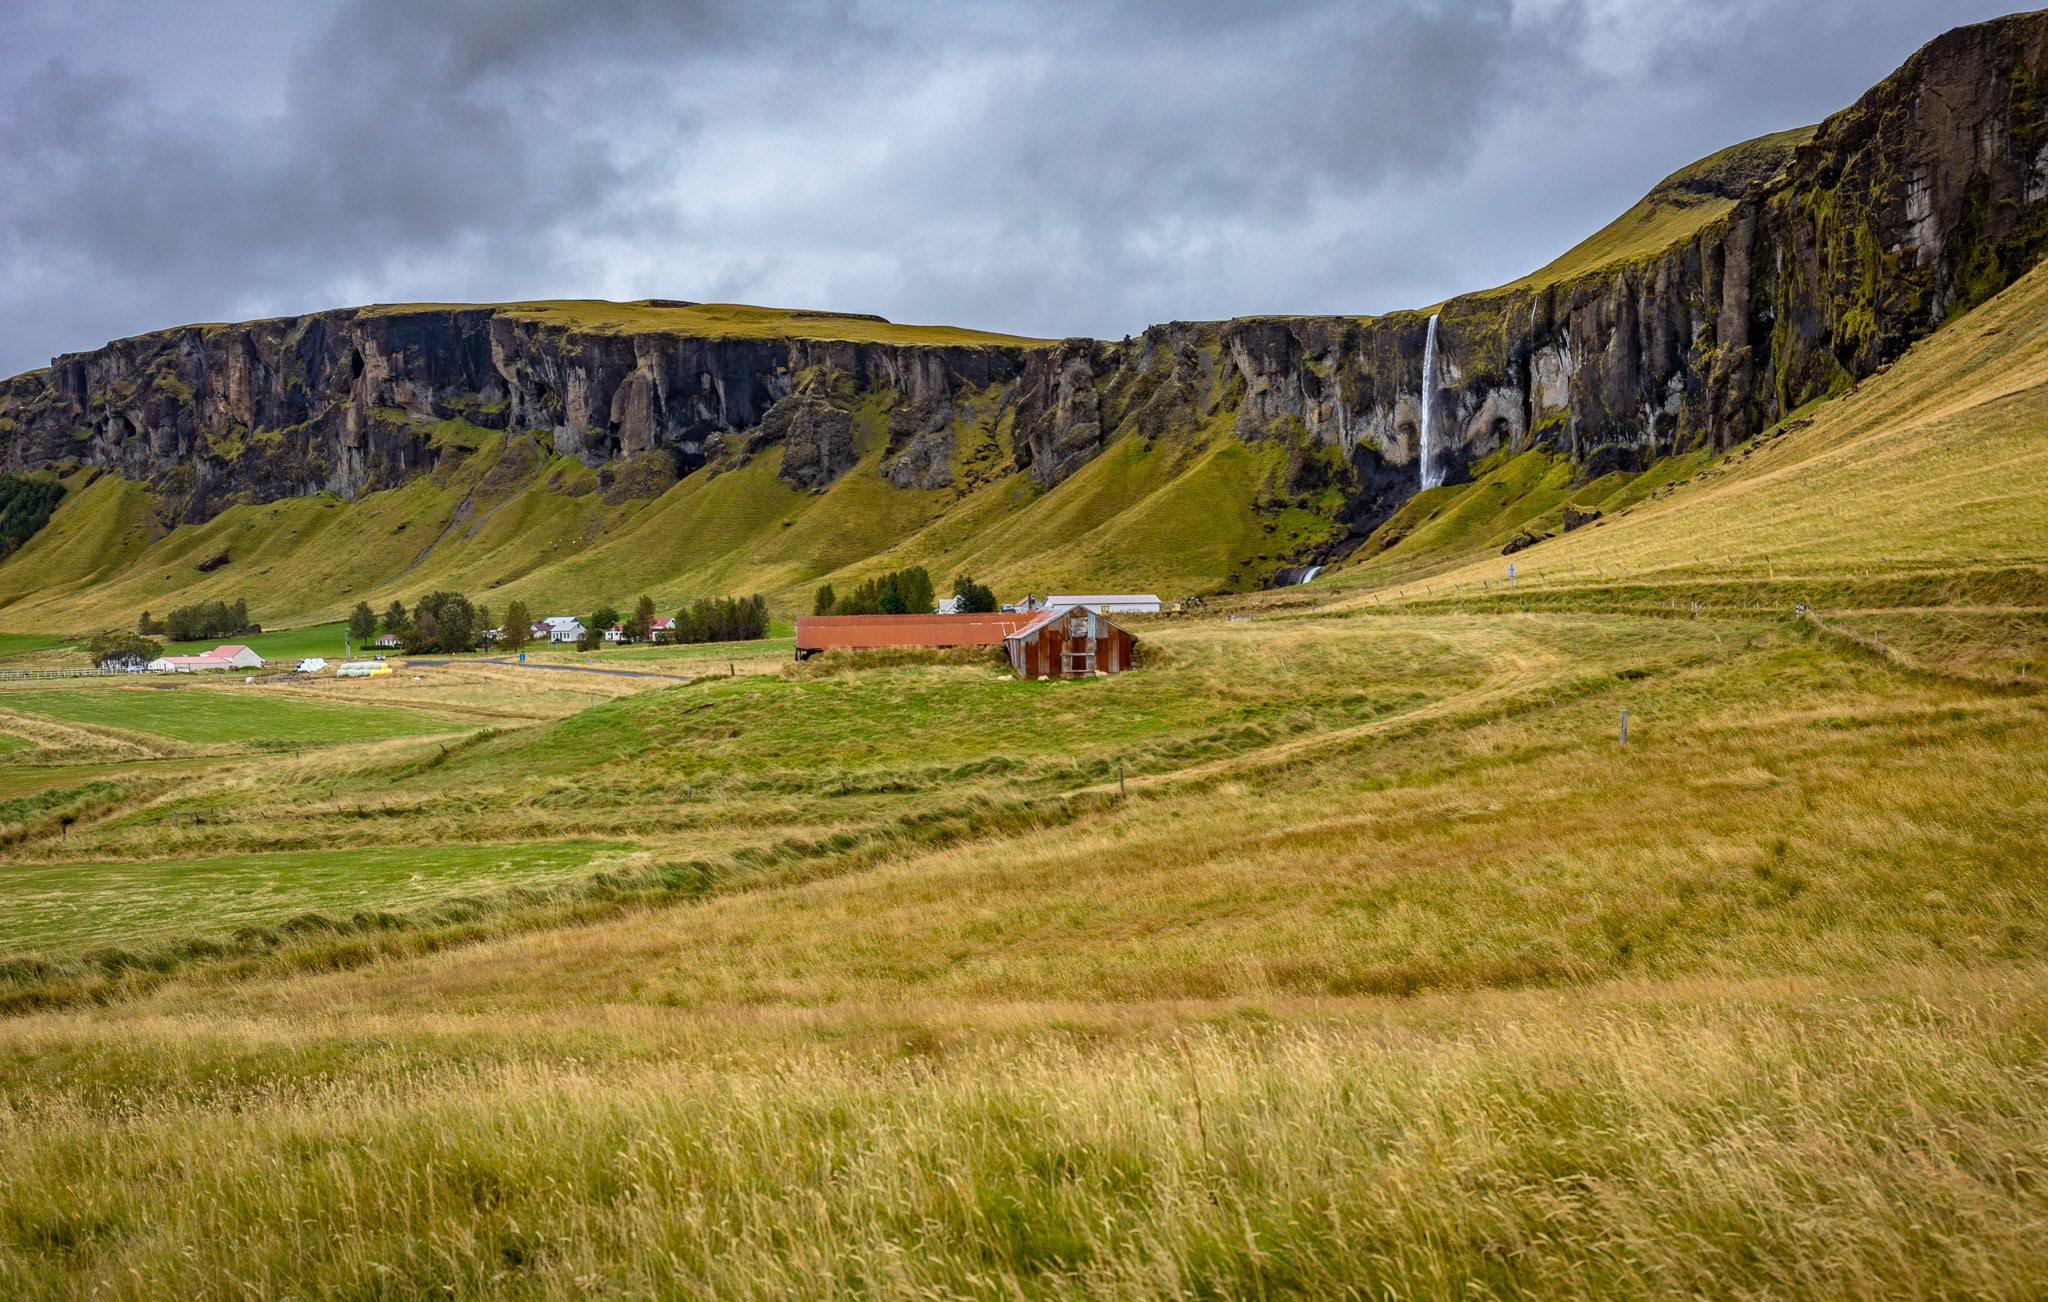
[1489,125,1817,294]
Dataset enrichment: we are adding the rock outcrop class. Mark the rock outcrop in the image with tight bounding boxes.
[1,12,2044,547]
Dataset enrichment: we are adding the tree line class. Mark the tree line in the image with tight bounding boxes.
[813,568,996,615]
[341,591,772,654]
[347,593,490,655]
[138,599,257,643]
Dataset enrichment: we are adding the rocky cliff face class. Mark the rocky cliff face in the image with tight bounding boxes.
[1009,13,2048,546]
[2,13,2044,556]
[0,307,1032,527]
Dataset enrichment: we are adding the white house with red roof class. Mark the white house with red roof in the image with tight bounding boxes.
[606,615,676,643]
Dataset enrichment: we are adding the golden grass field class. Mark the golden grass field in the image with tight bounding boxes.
[3,192,2048,1301]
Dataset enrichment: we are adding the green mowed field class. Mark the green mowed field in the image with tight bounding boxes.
[0,633,74,660]
[0,839,636,956]
[0,686,464,743]
[0,732,35,755]
[160,621,349,661]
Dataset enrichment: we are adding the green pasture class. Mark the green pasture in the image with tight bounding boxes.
[160,621,350,661]
[0,633,73,659]
[0,839,635,956]
[0,686,463,744]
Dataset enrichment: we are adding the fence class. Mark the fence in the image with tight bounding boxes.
[0,666,130,680]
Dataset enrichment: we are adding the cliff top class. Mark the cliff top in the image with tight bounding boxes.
[1485,124,1818,296]
[358,299,1057,349]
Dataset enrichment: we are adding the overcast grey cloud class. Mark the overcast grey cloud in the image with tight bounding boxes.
[0,0,2016,377]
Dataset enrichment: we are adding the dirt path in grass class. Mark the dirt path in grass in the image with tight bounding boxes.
[1067,638,1567,798]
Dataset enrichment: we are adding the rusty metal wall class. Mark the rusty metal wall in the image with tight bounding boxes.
[1006,608,1137,677]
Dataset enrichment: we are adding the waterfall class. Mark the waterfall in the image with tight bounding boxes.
[1418,313,1440,490]
[1296,565,1322,586]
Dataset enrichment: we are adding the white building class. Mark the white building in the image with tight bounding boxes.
[543,616,584,643]
[1045,593,1163,614]
[146,644,267,673]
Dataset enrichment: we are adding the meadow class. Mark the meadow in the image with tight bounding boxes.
[0,684,465,745]
[0,839,632,956]
[0,598,2040,1298]
[2,244,2048,1301]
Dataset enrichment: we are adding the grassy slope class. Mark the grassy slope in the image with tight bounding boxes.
[1487,125,1817,295]
[1330,256,2048,604]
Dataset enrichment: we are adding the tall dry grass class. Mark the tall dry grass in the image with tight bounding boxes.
[3,975,2045,1299]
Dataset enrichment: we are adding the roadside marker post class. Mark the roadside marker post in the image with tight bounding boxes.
[1620,709,1629,747]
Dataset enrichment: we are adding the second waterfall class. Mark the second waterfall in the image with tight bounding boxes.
[1418,313,1440,490]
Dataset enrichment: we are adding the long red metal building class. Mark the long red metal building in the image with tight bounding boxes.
[794,613,1032,656]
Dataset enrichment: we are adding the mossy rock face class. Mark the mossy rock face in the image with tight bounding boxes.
[602,449,682,504]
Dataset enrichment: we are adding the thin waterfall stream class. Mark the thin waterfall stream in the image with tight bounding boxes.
[1419,313,1440,489]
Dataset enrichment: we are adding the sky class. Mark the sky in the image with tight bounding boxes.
[0,0,2016,378]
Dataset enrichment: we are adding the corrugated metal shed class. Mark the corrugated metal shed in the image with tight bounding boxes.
[1003,605,1139,678]
[795,613,1032,656]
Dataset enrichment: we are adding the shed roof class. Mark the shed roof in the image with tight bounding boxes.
[796,613,1033,651]
[1002,604,1139,643]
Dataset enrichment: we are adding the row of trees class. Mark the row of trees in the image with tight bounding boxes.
[813,569,996,615]
[127,588,770,663]
[347,592,489,655]
[139,599,256,643]
[559,594,770,650]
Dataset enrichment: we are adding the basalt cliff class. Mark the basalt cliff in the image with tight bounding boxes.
[2,12,2046,604]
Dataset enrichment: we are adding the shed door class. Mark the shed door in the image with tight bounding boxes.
[1062,614,1095,675]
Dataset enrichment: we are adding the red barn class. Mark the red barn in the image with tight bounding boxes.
[794,612,1031,658]
[1002,605,1139,678]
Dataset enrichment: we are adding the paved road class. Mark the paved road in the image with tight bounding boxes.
[401,657,696,682]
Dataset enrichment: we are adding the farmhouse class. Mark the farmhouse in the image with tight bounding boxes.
[543,616,584,643]
[146,644,267,673]
[604,616,675,643]
[375,633,402,649]
[1003,605,1139,678]
[794,612,1031,659]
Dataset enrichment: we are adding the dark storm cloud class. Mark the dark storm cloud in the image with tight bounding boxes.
[0,0,2017,376]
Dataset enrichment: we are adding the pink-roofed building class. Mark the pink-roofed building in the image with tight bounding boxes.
[146,644,267,673]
